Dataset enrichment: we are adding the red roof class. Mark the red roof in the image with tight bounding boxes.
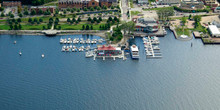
[98,45,116,50]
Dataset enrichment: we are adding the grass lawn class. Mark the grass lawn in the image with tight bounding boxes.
[60,22,108,30]
[131,11,141,16]
[43,2,58,6]
[0,24,10,30]
[21,24,47,30]
[175,27,190,36]
[189,25,207,33]
[143,6,174,11]
[129,0,134,8]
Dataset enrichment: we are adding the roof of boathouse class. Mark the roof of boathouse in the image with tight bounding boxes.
[98,45,116,50]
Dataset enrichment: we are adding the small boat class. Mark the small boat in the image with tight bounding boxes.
[98,39,103,43]
[86,39,91,44]
[14,41,17,44]
[42,54,45,58]
[130,45,139,59]
[69,45,73,48]
[85,51,94,58]
[153,46,160,50]
[85,45,91,50]
[19,51,22,56]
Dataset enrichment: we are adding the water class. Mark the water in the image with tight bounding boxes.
[0,31,220,110]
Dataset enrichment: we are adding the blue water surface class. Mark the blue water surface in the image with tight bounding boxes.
[0,31,220,110]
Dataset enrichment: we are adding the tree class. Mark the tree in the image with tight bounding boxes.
[55,18,59,24]
[0,7,4,11]
[108,17,112,21]
[67,18,71,22]
[114,16,118,21]
[18,13,23,17]
[77,17,81,22]
[99,25,102,29]
[90,7,94,11]
[83,7,88,11]
[93,17,97,21]
[39,9,43,15]
[121,21,135,35]
[17,6,22,14]
[10,14,14,18]
[86,25,90,30]
[67,8,70,11]
[1,12,5,17]
[14,24,18,30]
[97,6,101,10]
[24,10,29,15]
[28,18,32,23]
[88,17,92,21]
[82,25,85,30]
[34,18,38,23]
[18,24,22,30]
[188,14,192,20]
[90,25,93,30]
[91,20,94,23]
[73,14,76,18]
[181,17,187,27]
[77,9,80,12]
[96,19,100,23]
[39,18,43,22]
[72,18,76,23]
[17,18,21,23]
[43,26,46,30]
[99,17,102,21]
[63,10,67,14]
[31,10,36,15]
[111,6,114,9]
[10,24,13,30]
[58,26,61,30]
[102,5,107,10]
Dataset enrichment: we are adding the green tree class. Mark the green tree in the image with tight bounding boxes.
[28,18,32,23]
[86,25,90,30]
[77,17,81,22]
[82,25,85,30]
[10,24,13,30]
[90,7,94,11]
[72,18,76,23]
[108,17,112,21]
[14,24,18,30]
[18,13,23,17]
[83,7,88,11]
[90,25,93,30]
[93,17,97,21]
[99,17,102,21]
[188,14,192,20]
[43,26,46,30]
[96,19,100,23]
[1,12,4,17]
[67,18,71,22]
[88,17,92,21]
[10,14,14,18]
[91,20,94,23]
[39,9,43,15]
[114,16,118,21]
[18,24,22,30]
[17,18,21,23]
[111,6,114,9]
[39,18,43,22]
[24,10,29,15]
[31,10,36,15]
[102,5,107,10]
[97,6,101,10]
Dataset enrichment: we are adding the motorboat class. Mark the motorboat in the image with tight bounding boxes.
[130,45,139,59]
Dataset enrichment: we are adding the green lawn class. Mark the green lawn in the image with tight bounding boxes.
[131,11,141,16]
[43,2,58,6]
[21,24,47,30]
[60,22,108,30]
[129,0,134,8]
[175,27,190,36]
[143,6,174,11]
[0,24,10,30]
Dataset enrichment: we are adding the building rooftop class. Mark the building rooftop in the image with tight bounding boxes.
[98,45,116,50]
[31,6,57,8]
[208,25,220,35]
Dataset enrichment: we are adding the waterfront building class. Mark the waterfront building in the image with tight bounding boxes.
[96,45,122,56]
[158,0,181,5]
[30,6,56,14]
[133,17,159,32]
[202,0,219,7]
[208,25,220,37]
[58,0,117,9]
[180,0,204,9]
[2,1,21,7]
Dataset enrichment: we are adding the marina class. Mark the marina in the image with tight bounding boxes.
[143,36,162,58]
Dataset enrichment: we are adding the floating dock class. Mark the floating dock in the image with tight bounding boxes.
[143,36,162,59]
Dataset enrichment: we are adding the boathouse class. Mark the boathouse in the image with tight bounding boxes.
[97,45,121,56]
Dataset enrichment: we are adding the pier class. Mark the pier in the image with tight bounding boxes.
[143,36,162,59]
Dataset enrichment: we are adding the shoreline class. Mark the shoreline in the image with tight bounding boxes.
[0,30,107,38]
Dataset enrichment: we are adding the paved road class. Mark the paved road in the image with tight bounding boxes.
[121,0,129,21]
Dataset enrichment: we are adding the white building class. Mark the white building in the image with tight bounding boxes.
[159,0,181,5]
[208,25,220,37]
[137,0,148,4]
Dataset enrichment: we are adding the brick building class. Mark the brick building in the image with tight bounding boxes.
[30,6,56,14]
[58,0,117,9]
[3,1,21,7]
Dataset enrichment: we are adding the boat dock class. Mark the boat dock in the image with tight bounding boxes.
[143,36,162,59]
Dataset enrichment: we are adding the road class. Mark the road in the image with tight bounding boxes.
[121,0,129,21]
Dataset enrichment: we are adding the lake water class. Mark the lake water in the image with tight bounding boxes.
[0,31,220,110]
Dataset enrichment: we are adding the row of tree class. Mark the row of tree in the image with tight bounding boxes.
[67,17,81,24]
[1,0,56,6]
